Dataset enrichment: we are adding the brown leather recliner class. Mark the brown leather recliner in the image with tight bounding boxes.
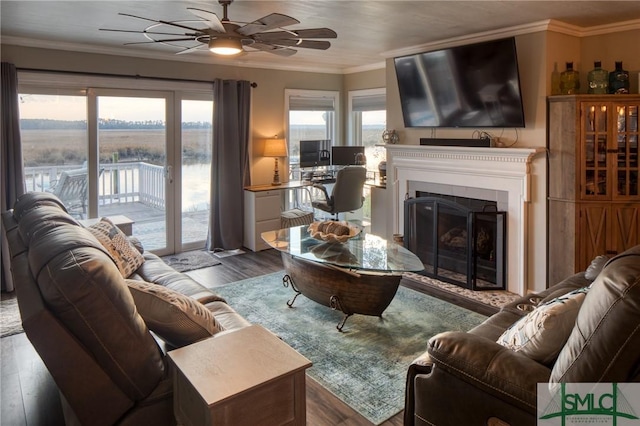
[2,192,249,425]
[405,245,640,426]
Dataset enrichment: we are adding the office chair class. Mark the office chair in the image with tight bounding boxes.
[311,166,366,220]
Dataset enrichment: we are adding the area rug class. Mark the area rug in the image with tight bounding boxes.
[1,294,23,338]
[213,271,487,425]
[161,250,221,273]
[404,272,521,309]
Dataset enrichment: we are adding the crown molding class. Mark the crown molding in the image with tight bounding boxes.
[343,61,386,75]
[382,18,640,58]
[578,18,640,36]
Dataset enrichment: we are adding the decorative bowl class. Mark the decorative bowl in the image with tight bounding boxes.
[307,221,361,243]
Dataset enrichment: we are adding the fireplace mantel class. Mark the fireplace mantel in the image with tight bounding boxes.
[386,145,545,295]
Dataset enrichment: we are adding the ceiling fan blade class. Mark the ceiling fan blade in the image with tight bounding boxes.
[255,28,338,42]
[250,43,297,57]
[124,37,196,45]
[287,28,337,39]
[237,13,300,36]
[119,12,206,33]
[269,39,331,50]
[157,19,206,33]
[118,12,161,24]
[176,44,206,55]
[186,7,226,33]
[100,28,192,37]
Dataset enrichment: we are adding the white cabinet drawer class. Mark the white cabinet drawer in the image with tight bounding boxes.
[255,194,281,221]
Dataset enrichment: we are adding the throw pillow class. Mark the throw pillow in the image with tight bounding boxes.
[87,217,145,278]
[496,287,590,365]
[125,279,224,348]
[584,255,609,281]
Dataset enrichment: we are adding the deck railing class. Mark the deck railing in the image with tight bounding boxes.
[24,162,166,209]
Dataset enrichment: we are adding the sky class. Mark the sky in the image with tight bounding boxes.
[20,94,386,125]
[19,94,214,122]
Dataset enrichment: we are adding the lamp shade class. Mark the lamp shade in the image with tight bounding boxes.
[209,37,243,55]
[263,138,288,157]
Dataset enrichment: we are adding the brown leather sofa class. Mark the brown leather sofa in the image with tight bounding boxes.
[405,245,640,426]
[2,192,250,426]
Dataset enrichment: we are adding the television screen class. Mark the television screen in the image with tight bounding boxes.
[332,146,365,166]
[299,140,331,168]
[394,37,525,128]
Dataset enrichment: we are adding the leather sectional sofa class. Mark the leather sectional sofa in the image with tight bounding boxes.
[405,244,640,426]
[2,192,250,426]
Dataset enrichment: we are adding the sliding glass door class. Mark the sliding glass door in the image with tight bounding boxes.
[20,82,214,255]
[180,99,213,249]
[94,91,172,252]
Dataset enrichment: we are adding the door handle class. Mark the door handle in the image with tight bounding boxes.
[165,165,173,184]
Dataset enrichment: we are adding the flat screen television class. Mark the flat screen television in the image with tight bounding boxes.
[394,37,525,128]
[332,146,365,166]
[299,140,331,168]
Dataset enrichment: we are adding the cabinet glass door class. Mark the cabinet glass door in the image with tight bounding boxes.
[582,103,608,197]
[614,104,639,199]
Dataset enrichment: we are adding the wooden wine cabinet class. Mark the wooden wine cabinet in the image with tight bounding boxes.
[548,95,639,284]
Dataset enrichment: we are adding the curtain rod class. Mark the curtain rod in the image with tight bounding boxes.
[16,67,258,88]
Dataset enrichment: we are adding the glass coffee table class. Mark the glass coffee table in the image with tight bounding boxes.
[261,224,424,331]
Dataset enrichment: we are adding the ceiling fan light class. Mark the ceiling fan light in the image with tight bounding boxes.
[209,37,243,55]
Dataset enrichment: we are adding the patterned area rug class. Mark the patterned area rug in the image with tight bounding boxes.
[213,271,487,425]
[161,250,221,272]
[1,293,23,338]
[403,272,521,309]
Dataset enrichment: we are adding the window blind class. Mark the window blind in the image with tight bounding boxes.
[289,95,335,111]
[352,93,386,112]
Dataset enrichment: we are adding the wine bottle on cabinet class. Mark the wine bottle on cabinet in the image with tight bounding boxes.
[551,62,561,95]
[560,62,580,95]
[587,61,609,94]
[609,61,630,94]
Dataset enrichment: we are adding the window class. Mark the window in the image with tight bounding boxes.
[18,71,214,254]
[348,88,386,172]
[20,92,88,191]
[349,89,386,222]
[285,89,339,178]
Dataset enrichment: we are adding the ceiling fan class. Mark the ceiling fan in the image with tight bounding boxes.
[100,0,337,57]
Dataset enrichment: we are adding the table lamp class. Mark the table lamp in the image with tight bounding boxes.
[263,138,288,185]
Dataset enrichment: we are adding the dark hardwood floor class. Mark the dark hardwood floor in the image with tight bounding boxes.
[1,248,403,426]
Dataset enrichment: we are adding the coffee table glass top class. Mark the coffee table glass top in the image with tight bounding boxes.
[261,224,424,273]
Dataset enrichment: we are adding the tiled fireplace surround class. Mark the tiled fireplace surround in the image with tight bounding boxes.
[386,145,544,296]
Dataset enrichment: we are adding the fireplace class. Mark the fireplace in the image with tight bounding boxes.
[404,194,506,290]
[385,144,545,296]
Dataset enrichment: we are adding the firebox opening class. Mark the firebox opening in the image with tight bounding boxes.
[404,193,506,291]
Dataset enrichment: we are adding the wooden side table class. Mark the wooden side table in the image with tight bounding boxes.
[167,325,312,426]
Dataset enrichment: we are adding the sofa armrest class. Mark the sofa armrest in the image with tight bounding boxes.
[427,331,551,411]
[404,351,433,426]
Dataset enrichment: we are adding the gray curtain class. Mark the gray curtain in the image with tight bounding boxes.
[206,79,251,250]
[1,62,26,292]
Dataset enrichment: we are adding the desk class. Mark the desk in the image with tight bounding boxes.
[243,181,312,251]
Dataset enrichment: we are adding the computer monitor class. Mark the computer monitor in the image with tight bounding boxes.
[299,140,331,168]
[331,146,365,166]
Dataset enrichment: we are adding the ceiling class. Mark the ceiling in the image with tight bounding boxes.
[2,1,640,74]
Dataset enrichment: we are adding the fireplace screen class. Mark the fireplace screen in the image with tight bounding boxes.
[404,196,506,290]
